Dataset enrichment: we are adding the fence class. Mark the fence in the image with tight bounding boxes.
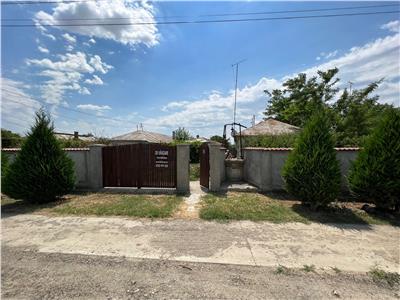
[243,147,359,191]
[2,144,190,192]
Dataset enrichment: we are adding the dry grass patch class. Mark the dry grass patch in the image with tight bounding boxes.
[199,192,399,225]
[2,193,183,218]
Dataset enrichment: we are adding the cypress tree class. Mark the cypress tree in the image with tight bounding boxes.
[349,108,400,211]
[3,110,75,203]
[282,112,341,209]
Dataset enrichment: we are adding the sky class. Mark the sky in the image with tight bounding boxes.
[1,0,400,139]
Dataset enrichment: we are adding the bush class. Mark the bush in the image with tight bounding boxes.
[282,112,341,209]
[1,152,10,183]
[3,110,75,203]
[349,109,400,211]
[242,133,298,148]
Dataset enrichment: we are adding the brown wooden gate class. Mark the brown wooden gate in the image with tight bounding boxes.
[102,144,177,188]
[199,142,209,189]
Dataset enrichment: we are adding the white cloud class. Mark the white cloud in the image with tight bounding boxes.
[77,103,111,116]
[34,0,159,48]
[26,52,112,104]
[144,32,399,136]
[316,50,338,61]
[38,46,49,54]
[89,38,96,44]
[85,75,104,85]
[77,104,111,111]
[381,20,400,33]
[1,78,41,133]
[66,44,74,52]
[62,33,76,44]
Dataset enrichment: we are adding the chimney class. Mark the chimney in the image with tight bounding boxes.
[73,131,79,139]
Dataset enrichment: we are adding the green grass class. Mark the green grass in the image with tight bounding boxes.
[302,264,316,273]
[199,193,398,225]
[275,265,291,275]
[53,195,182,218]
[369,267,400,287]
[199,193,305,222]
[190,163,200,181]
[2,194,183,219]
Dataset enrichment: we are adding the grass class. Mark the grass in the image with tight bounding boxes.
[275,265,291,275]
[190,163,200,181]
[199,192,398,225]
[331,266,342,274]
[369,266,400,287]
[199,193,305,222]
[302,264,316,273]
[2,194,183,218]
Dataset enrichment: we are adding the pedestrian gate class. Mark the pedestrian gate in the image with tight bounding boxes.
[102,144,177,188]
[199,142,210,189]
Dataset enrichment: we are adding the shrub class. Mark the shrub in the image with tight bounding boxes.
[3,110,75,203]
[1,152,10,183]
[282,112,341,209]
[349,109,400,211]
[242,133,298,148]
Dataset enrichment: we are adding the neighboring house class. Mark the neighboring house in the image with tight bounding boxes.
[191,135,209,143]
[111,129,173,145]
[234,118,300,150]
[54,131,96,142]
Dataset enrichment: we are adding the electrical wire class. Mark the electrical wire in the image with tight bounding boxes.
[2,3,398,21]
[2,10,399,27]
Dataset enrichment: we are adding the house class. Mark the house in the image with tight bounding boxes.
[111,129,173,145]
[233,118,300,151]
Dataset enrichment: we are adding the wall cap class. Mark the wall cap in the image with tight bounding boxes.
[243,147,360,152]
[2,148,90,151]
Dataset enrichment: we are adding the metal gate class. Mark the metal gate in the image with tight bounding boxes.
[199,142,210,189]
[102,144,177,188]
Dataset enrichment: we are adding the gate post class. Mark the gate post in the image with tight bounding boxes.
[88,144,105,190]
[176,144,190,193]
[209,143,225,192]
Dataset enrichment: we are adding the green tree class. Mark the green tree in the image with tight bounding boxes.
[209,135,224,143]
[173,127,191,141]
[282,112,341,209]
[3,110,75,203]
[1,129,24,148]
[264,68,391,146]
[349,108,400,211]
[264,68,339,127]
[332,81,391,146]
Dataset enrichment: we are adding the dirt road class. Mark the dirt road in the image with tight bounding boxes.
[2,246,399,299]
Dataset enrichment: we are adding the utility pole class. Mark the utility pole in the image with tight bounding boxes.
[232,59,246,126]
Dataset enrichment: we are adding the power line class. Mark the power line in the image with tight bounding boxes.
[2,87,130,125]
[3,3,398,21]
[2,10,399,27]
[1,0,106,5]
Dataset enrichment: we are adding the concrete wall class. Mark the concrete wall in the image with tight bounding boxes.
[2,143,191,192]
[3,148,91,189]
[243,148,359,191]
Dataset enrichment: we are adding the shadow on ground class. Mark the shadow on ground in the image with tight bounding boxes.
[1,197,68,219]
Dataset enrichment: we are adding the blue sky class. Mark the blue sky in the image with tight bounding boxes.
[1,1,400,138]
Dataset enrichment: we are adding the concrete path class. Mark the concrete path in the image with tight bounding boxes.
[2,213,399,273]
[174,181,204,218]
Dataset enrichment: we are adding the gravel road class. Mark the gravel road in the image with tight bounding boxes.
[2,246,399,300]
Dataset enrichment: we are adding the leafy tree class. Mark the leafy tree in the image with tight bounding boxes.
[264,68,339,127]
[1,152,10,184]
[282,112,341,209]
[3,110,75,203]
[1,129,24,148]
[349,108,400,211]
[264,68,392,146]
[210,135,224,143]
[173,127,191,141]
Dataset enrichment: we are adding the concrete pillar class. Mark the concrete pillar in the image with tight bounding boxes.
[88,144,104,190]
[176,144,190,193]
[209,143,223,192]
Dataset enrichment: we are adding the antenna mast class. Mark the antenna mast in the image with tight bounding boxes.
[232,59,246,126]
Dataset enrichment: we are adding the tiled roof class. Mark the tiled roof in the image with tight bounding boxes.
[112,130,172,143]
[238,118,300,136]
